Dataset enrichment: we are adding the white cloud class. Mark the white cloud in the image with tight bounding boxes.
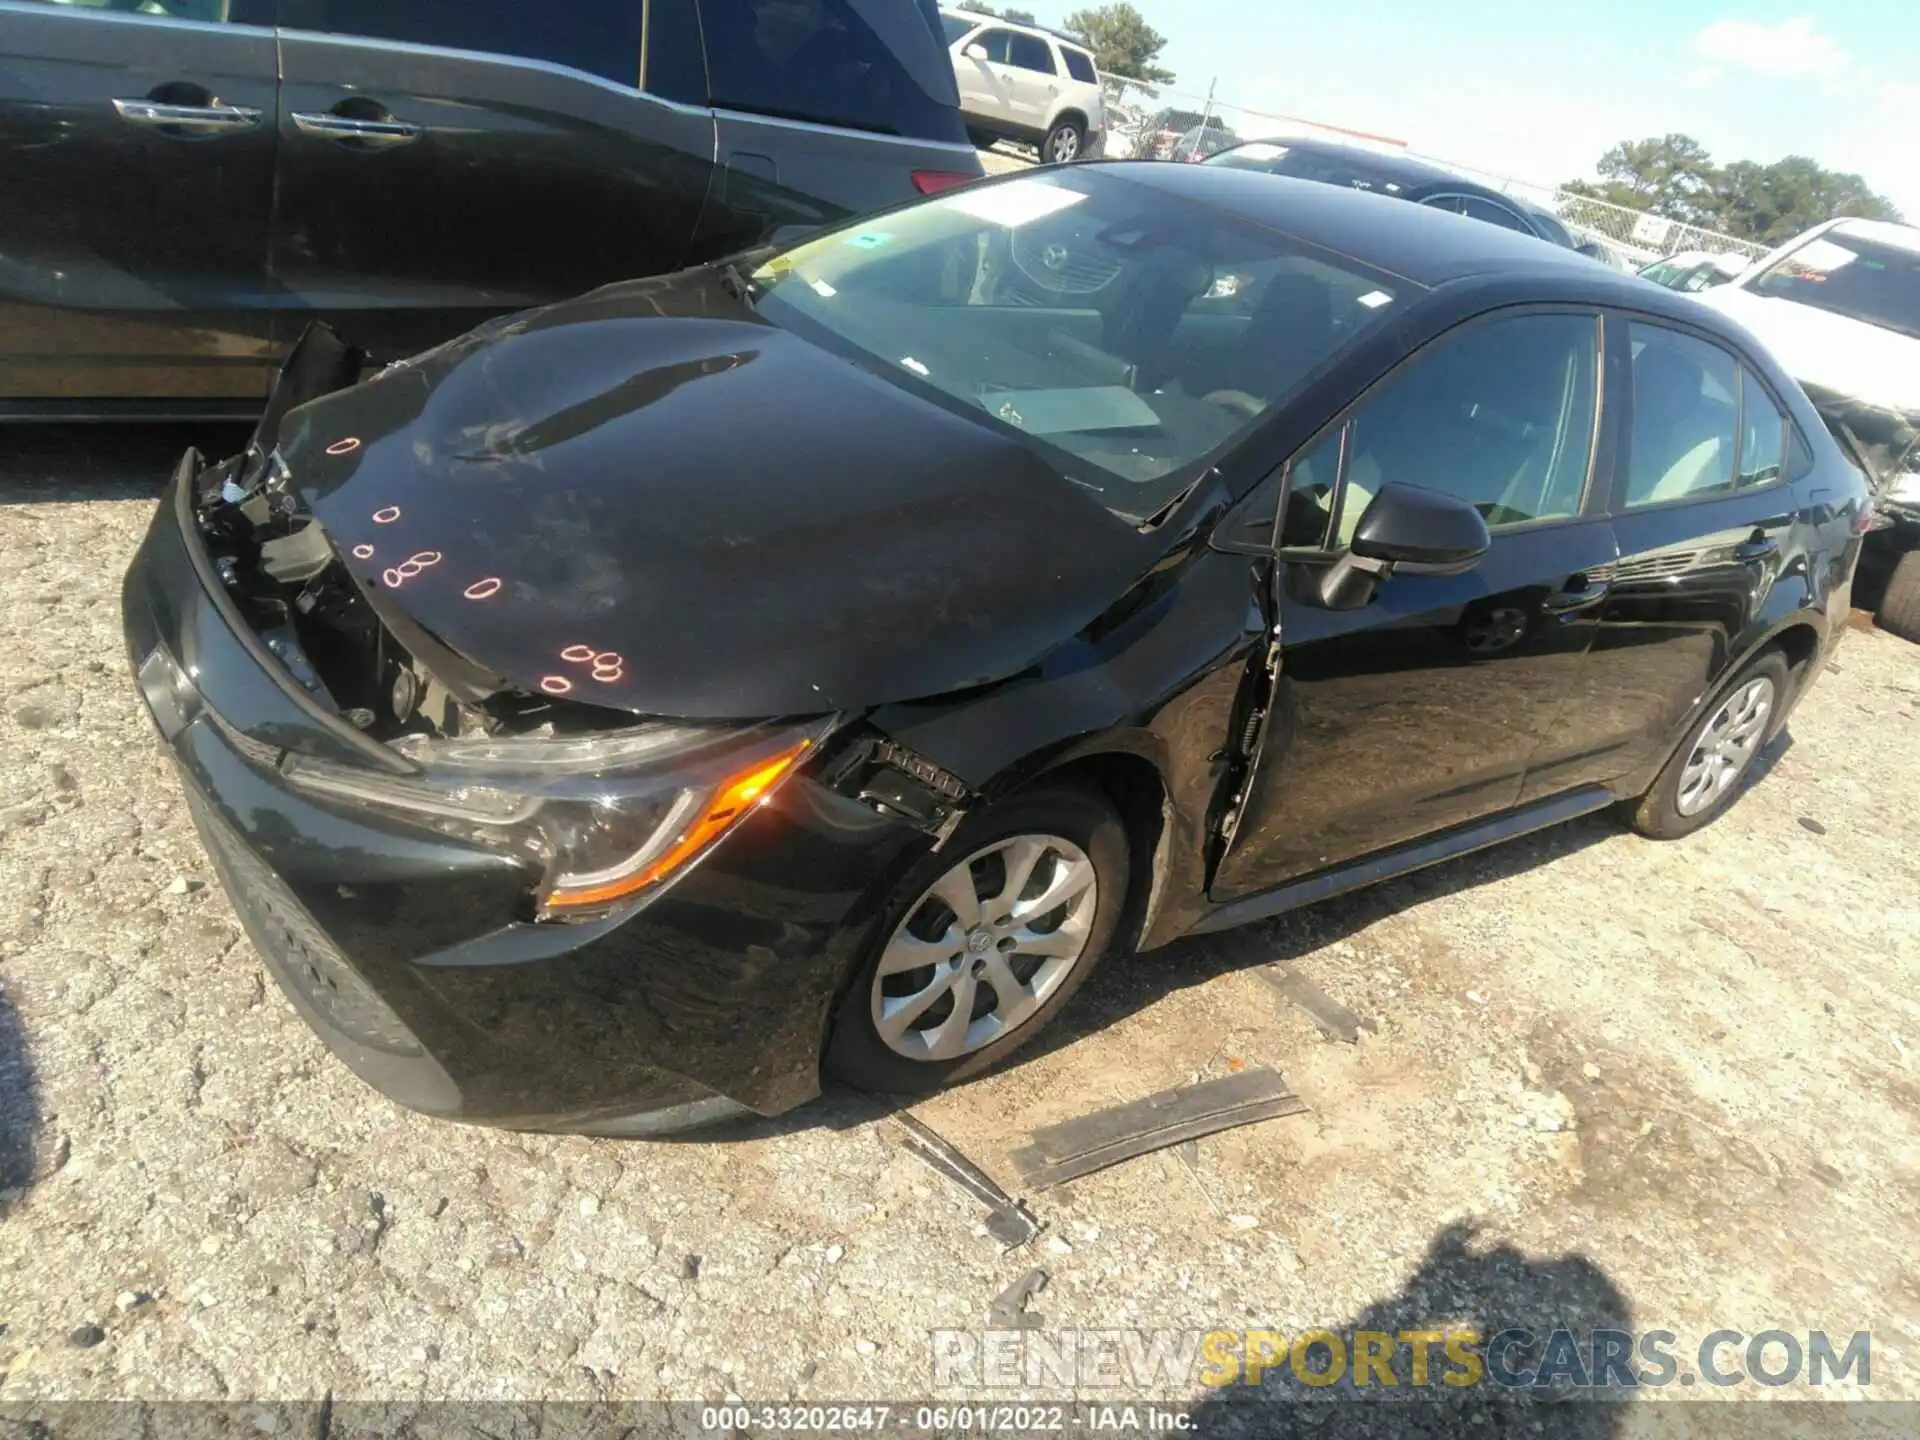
[1693,17,1849,78]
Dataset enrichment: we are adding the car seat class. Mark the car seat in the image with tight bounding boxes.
[1203,272,1336,417]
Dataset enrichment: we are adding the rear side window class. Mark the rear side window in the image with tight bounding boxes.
[646,0,708,103]
[1738,369,1787,487]
[699,0,966,140]
[1062,48,1097,83]
[1624,323,1740,507]
[305,0,643,85]
[1007,32,1054,73]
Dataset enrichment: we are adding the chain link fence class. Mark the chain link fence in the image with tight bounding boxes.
[1091,79,1768,269]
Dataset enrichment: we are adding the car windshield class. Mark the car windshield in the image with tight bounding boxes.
[940,13,972,43]
[750,168,1408,522]
[1750,229,1920,342]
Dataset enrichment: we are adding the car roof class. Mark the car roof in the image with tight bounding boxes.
[942,7,1094,53]
[1226,136,1499,195]
[1830,218,1920,253]
[1103,161,1608,287]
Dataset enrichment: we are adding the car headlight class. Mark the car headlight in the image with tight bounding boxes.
[281,719,833,922]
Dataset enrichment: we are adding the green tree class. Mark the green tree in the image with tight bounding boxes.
[1060,2,1173,83]
[1561,134,1903,243]
[962,3,1039,23]
[1706,156,1903,244]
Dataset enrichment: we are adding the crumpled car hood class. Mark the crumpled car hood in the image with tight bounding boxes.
[279,272,1153,719]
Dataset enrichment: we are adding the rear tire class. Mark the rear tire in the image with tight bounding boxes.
[1629,648,1789,839]
[1878,548,1920,642]
[1042,116,1086,164]
[825,785,1127,1094]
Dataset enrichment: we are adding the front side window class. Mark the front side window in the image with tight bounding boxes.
[1749,227,1920,341]
[967,26,1014,61]
[1007,32,1054,73]
[1624,323,1739,507]
[308,0,642,84]
[698,0,964,140]
[751,170,1408,522]
[1308,313,1600,547]
[1062,48,1097,83]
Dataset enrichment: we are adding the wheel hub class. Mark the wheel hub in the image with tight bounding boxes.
[870,832,1099,1063]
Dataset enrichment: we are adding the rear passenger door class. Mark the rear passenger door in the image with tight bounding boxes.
[0,0,278,406]
[1528,318,1802,795]
[271,0,714,363]
[1002,32,1059,129]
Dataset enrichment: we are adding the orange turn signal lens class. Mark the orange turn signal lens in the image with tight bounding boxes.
[539,741,811,913]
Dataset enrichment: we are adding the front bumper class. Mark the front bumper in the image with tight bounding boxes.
[122,451,928,1133]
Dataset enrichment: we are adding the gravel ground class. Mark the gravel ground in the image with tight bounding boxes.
[2,423,1918,1412]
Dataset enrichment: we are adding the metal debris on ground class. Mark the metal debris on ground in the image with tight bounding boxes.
[892,1111,1040,1248]
[1009,1068,1308,1190]
[988,1268,1049,1330]
[1211,929,1378,1042]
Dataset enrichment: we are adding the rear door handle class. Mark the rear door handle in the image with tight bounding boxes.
[291,112,423,148]
[1543,575,1611,615]
[113,98,262,134]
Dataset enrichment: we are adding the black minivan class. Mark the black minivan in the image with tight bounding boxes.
[0,0,982,418]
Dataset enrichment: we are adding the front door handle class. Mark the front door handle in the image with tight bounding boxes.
[113,98,262,135]
[291,111,423,148]
[1543,575,1611,615]
[1733,535,1780,562]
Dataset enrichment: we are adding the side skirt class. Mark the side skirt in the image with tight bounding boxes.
[1190,786,1616,937]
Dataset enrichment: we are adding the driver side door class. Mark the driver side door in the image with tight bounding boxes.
[1214,308,1622,900]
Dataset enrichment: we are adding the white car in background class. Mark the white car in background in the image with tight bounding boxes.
[1639,249,1749,292]
[939,8,1105,163]
[1697,218,1920,637]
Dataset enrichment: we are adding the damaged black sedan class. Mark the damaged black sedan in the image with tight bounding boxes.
[123,163,1868,1135]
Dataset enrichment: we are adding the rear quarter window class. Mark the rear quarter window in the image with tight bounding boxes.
[1062,47,1097,83]
[698,0,965,141]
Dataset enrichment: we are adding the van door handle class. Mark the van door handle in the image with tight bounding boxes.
[1543,575,1610,614]
[291,112,423,148]
[114,98,262,134]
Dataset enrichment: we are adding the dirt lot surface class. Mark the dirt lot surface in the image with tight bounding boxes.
[2,424,1918,1415]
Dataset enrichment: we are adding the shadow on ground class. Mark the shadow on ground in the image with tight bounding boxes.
[1186,1220,1633,1437]
[0,982,40,1212]
[0,423,249,504]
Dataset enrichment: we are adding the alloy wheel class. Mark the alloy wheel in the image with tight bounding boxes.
[1047,127,1080,163]
[871,833,1098,1062]
[1676,676,1775,816]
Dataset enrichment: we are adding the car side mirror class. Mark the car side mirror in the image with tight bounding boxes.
[1311,483,1491,609]
[964,43,990,61]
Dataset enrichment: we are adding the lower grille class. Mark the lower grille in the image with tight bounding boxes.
[182,787,422,1056]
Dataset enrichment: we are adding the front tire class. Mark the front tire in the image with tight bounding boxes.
[1629,648,1788,839]
[825,785,1127,1094]
[1878,548,1920,642]
[1042,116,1086,164]
[967,126,998,150]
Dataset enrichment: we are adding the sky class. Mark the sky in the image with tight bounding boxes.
[1079,1,1919,217]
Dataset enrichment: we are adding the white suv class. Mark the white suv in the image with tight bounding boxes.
[939,9,1105,163]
